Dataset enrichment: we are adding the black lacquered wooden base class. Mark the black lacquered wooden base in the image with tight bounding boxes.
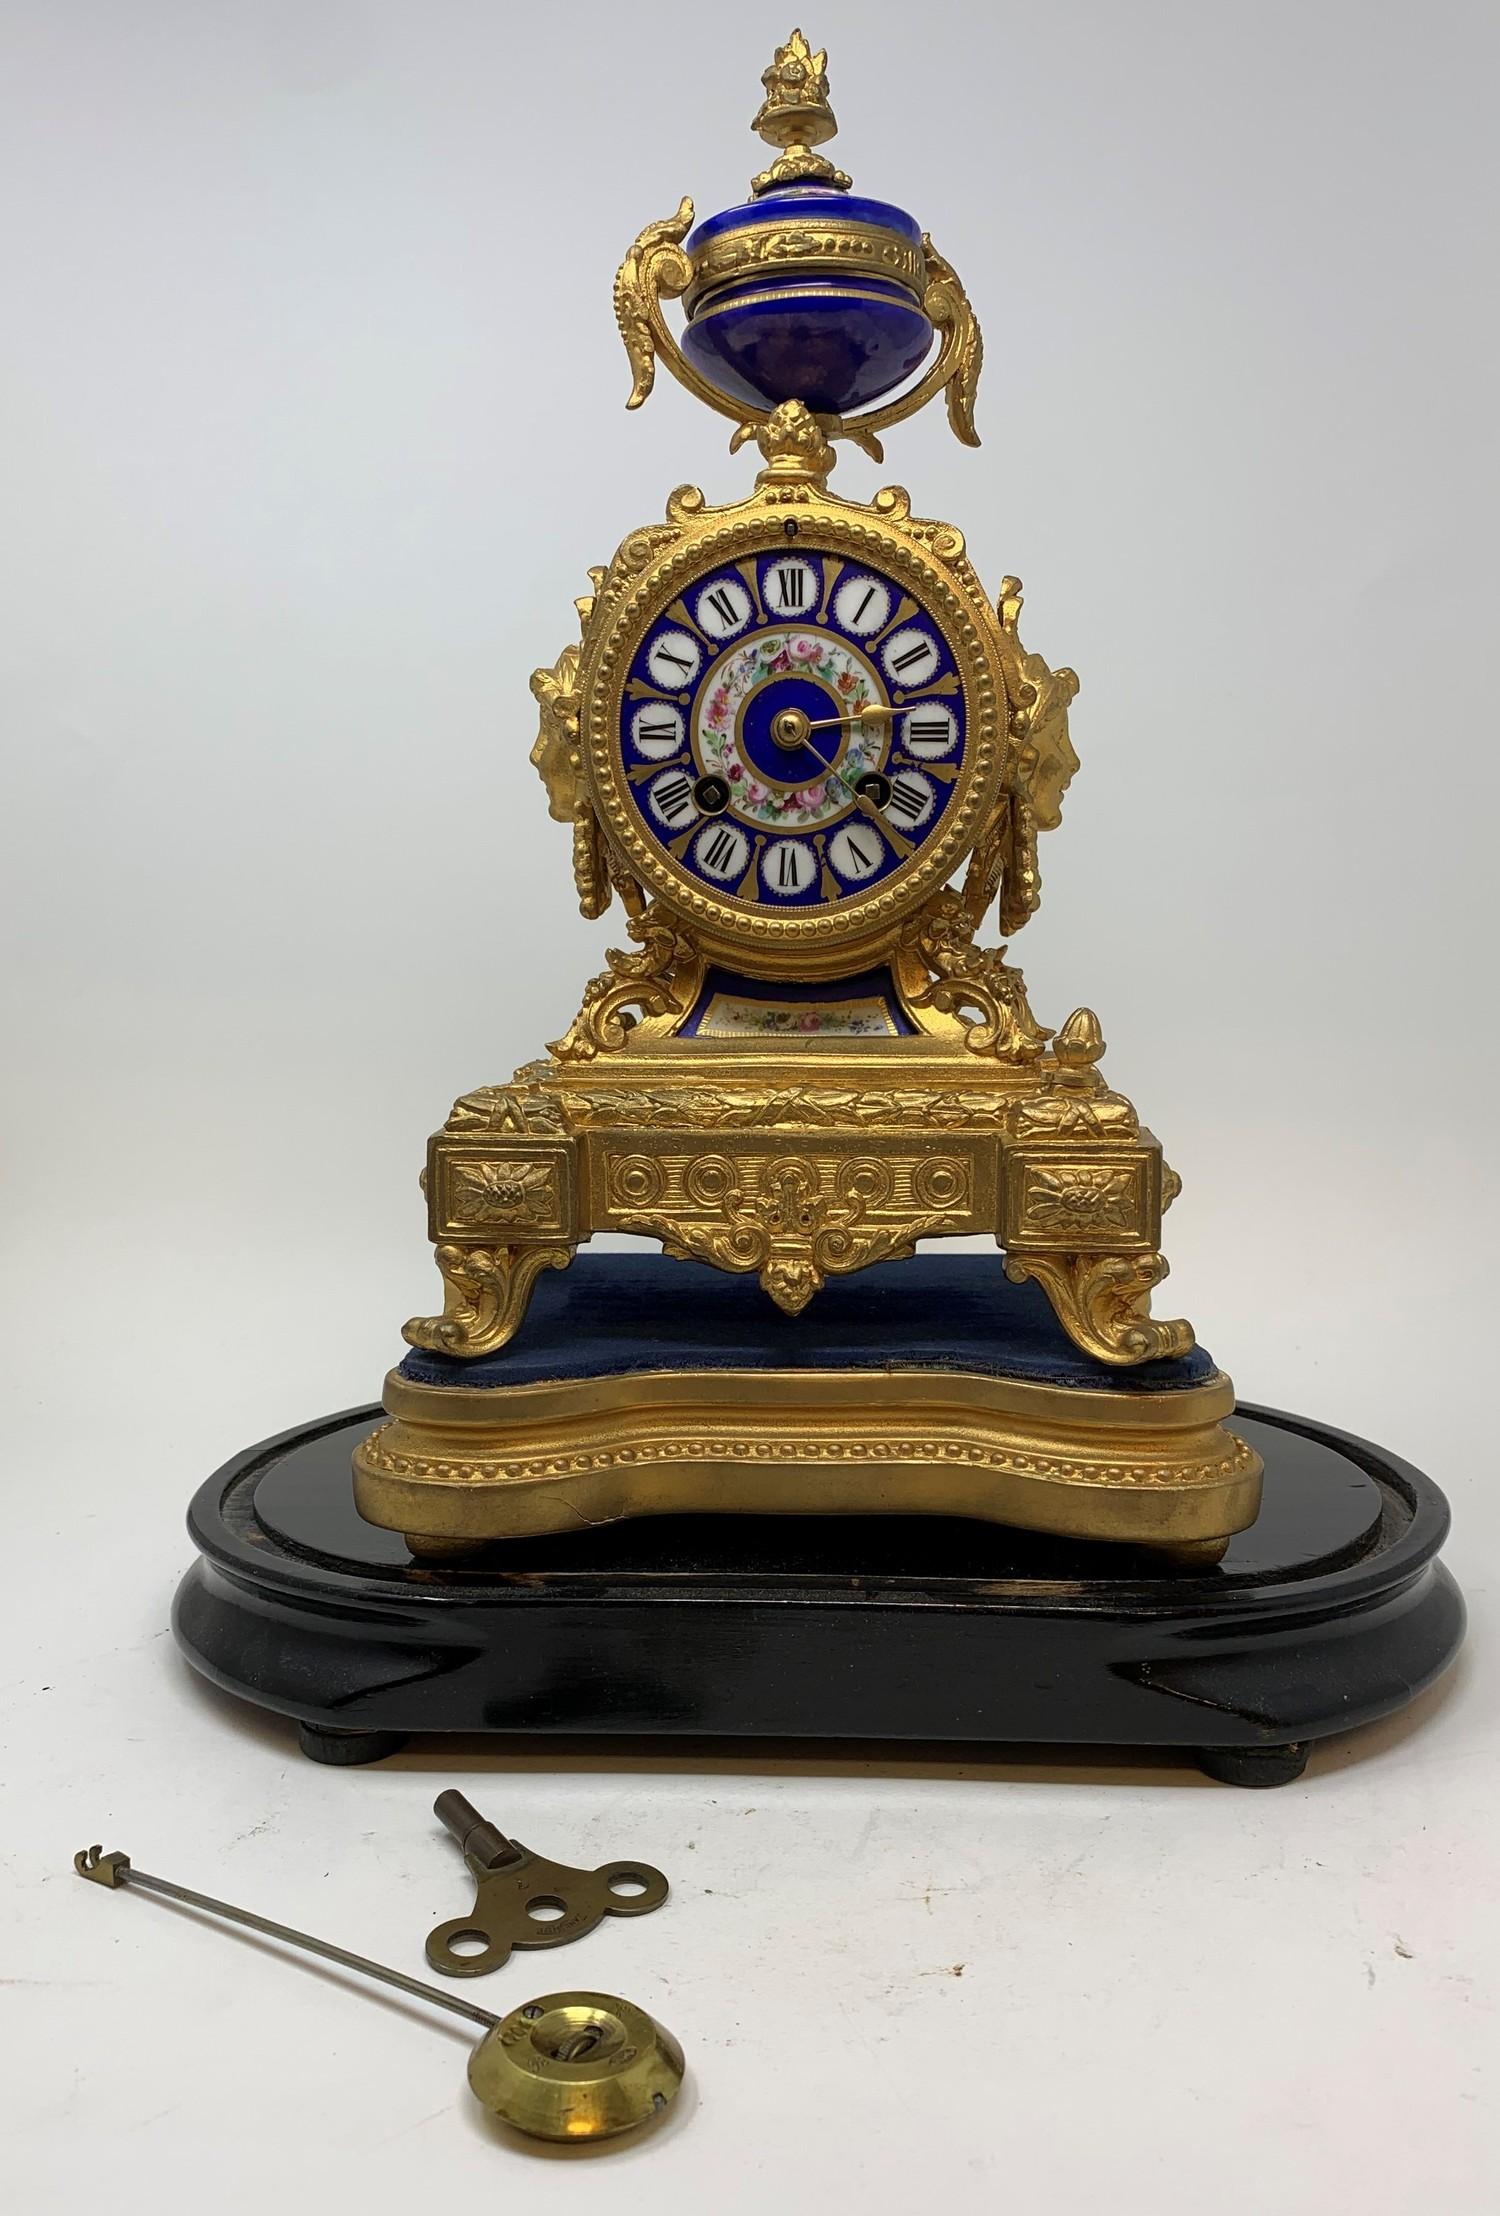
[172,1403,1463,1786]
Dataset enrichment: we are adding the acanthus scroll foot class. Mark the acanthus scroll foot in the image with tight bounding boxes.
[402,1243,572,1359]
[1004,1249,1195,1367]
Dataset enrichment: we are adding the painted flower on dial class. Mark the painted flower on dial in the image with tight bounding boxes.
[692,628,891,832]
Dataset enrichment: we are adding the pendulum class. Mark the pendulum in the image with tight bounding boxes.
[73,1843,685,2142]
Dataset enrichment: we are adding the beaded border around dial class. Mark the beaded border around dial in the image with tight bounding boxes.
[575,483,1008,972]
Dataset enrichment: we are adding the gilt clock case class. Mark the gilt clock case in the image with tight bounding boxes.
[579,492,1008,978]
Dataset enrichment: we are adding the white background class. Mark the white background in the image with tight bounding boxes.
[3,2,1497,2209]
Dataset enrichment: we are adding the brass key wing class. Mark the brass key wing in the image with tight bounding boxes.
[425,1790,669,1978]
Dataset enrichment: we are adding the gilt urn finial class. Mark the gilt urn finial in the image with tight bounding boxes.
[750,29,851,194]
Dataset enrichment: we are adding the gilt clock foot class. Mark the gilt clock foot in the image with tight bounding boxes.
[401,1240,573,1360]
[1003,1248,1195,1367]
[1195,1742,1310,1789]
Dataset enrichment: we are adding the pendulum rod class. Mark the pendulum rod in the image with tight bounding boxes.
[73,1847,497,2030]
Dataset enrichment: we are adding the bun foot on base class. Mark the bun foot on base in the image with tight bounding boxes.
[1195,1741,1309,1788]
[296,1722,409,1766]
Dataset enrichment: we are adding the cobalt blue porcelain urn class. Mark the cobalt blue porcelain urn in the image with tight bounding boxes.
[681,186,933,418]
[677,28,933,418]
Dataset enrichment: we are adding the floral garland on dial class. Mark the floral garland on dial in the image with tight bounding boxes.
[697,630,884,830]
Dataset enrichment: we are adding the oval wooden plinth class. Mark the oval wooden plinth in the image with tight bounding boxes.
[173,1404,1463,1786]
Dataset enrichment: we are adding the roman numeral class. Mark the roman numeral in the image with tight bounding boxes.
[706,588,738,626]
[888,777,926,822]
[653,774,693,824]
[654,646,693,675]
[907,717,949,743]
[890,641,935,675]
[774,565,806,608]
[851,587,874,627]
[844,832,876,872]
[778,845,797,887]
[637,718,676,743]
[702,827,736,872]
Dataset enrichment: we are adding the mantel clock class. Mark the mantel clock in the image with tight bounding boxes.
[171,30,1464,1789]
[352,31,1263,1560]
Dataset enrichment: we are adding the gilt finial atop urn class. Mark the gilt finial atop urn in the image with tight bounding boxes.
[749,28,851,194]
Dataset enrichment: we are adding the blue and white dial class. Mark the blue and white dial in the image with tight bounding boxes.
[618,548,967,911]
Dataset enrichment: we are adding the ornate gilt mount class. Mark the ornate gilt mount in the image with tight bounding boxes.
[549,901,704,1062]
[996,1008,1193,1365]
[615,1153,956,1317]
[1002,1249,1192,1367]
[900,888,1050,1060]
[403,1007,1193,1371]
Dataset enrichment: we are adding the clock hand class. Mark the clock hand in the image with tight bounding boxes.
[840,776,914,858]
[790,720,916,860]
[769,703,894,750]
[800,705,898,736]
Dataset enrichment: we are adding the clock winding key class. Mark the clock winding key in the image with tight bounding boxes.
[424,1789,669,1978]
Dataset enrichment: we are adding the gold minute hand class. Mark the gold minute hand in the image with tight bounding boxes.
[802,704,898,734]
[841,774,913,858]
[812,738,915,860]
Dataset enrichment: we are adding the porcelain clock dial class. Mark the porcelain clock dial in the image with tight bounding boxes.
[615,547,971,917]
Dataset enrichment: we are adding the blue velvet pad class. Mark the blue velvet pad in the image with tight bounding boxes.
[399,1254,1218,1396]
